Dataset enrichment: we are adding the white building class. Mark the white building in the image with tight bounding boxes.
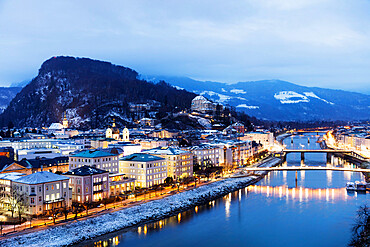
[0,139,59,151]
[69,150,119,173]
[191,96,219,113]
[108,143,142,157]
[12,171,72,215]
[16,148,63,160]
[106,119,129,141]
[143,147,193,179]
[119,153,167,188]
[188,144,222,167]
[242,131,274,149]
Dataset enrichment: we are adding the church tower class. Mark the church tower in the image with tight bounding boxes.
[122,127,130,142]
[62,112,68,128]
[106,118,120,140]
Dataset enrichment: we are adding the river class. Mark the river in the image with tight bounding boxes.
[81,133,369,247]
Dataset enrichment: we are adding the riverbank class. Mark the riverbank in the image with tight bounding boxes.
[276,133,291,144]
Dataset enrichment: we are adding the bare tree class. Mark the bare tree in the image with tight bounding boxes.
[6,185,19,218]
[1,184,29,220]
[15,190,29,222]
[61,200,70,221]
[349,205,370,247]
[49,205,59,224]
[72,202,83,220]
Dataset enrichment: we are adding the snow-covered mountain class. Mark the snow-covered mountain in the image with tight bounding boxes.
[0,57,196,128]
[144,76,370,121]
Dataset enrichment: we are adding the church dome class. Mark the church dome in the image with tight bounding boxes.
[112,127,120,135]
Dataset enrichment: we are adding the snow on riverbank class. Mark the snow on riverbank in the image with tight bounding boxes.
[3,177,257,247]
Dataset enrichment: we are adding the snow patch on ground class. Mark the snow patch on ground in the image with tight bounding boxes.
[200,91,231,103]
[230,89,247,94]
[2,177,257,247]
[174,86,184,90]
[274,91,309,104]
[236,104,259,109]
[188,114,212,128]
[303,92,334,105]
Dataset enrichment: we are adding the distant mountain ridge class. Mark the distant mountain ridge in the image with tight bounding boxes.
[0,87,22,113]
[144,75,370,121]
[0,57,196,128]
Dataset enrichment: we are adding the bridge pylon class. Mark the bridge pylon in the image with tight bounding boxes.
[301,152,305,163]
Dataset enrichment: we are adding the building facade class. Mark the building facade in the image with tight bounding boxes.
[64,166,109,203]
[12,171,72,215]
[69,150,119,173]
[119,153,167,188]
[143,147,193,179]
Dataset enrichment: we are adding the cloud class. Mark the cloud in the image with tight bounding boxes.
[0,0,369,92]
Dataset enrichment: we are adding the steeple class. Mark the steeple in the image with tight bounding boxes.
[112,118,116,128]
[62,111,68,128]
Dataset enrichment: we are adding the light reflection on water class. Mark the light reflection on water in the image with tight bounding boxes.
[247,185,361,202]
[81,133,369,247]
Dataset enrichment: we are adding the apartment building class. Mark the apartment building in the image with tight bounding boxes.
[69,150,119,173]
[119,153,167,188]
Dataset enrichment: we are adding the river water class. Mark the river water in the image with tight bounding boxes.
[82,133,368,247]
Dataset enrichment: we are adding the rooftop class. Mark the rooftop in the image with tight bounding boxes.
[0,172,25,181]
[143,147,189,155]
[64,165,108,176]
[121,153,165,162]
[71,150,117,158]
[14,171,69,184]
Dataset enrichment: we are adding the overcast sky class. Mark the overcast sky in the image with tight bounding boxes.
[0,0,369,92]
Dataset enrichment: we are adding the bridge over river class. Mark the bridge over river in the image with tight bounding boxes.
[243,166,370,173]
[280,149,366,162]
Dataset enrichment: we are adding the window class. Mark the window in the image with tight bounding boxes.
[86,187,88,192]
[30,198,35,204]
[51,185,54,190]
[56,183,59,190]
[39,186,42,192]
[31,187,35,193]
[46,195,49,201]
[46,186,48,191]
[63,182,66,189]
[39,196,42,202]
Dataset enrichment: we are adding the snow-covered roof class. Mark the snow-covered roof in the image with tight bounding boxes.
[14,171,69,184]
[0,172,25,181]
[143,147,189,155]
[64,165,108,176]
[192,95,207,101]
[121,153,165,162]
[49,123,64,130]
[71,150,117,158]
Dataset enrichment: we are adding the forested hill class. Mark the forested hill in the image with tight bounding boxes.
[0,56,197,128]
